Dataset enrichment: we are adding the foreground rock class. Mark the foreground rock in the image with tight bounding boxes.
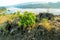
[0,25,60,40]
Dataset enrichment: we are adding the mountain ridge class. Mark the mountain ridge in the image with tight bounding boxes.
[1,2,60,8]
[14,2,60,8]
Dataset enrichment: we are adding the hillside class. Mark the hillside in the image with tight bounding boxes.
[0,11,60,40]
[14,2,60,8]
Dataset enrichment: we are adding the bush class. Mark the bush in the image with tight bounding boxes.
[18,11,36,30]
[37,13,54,21]
[0,21,12,35]
[39,18,52,31]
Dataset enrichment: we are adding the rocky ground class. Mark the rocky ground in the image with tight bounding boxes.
[0,25,60,40]
[0,13,60,40]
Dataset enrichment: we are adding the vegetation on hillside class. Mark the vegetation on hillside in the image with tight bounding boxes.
[0,8,60,40]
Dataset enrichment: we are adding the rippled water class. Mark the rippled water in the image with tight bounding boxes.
[19,8,60,15]
[7,7,60,15]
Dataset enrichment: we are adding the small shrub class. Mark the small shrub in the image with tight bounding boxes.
[18,11,36,30]
[0,21,11,33]
[39,18,52,31]
[37,13,54,20]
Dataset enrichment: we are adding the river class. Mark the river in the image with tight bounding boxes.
[7,7,60,15]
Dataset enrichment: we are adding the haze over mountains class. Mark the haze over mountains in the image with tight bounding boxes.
[14,2,60,8]
[1,2,60,8]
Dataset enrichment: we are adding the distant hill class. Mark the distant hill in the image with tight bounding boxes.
[14,2,60,8]
[1,2,60,8]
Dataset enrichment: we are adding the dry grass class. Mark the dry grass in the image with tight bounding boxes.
[39,18,52,31]
[0,14,18,24]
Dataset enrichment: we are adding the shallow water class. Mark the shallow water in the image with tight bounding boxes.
[7,8,60,15]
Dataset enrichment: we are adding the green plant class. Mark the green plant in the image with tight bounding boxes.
[18,11,36,29]
[0,22,9,32]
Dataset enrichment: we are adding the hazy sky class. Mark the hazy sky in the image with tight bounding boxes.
[0,0,60,6]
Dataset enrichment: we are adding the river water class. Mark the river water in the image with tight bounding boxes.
[7,8,60,15]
